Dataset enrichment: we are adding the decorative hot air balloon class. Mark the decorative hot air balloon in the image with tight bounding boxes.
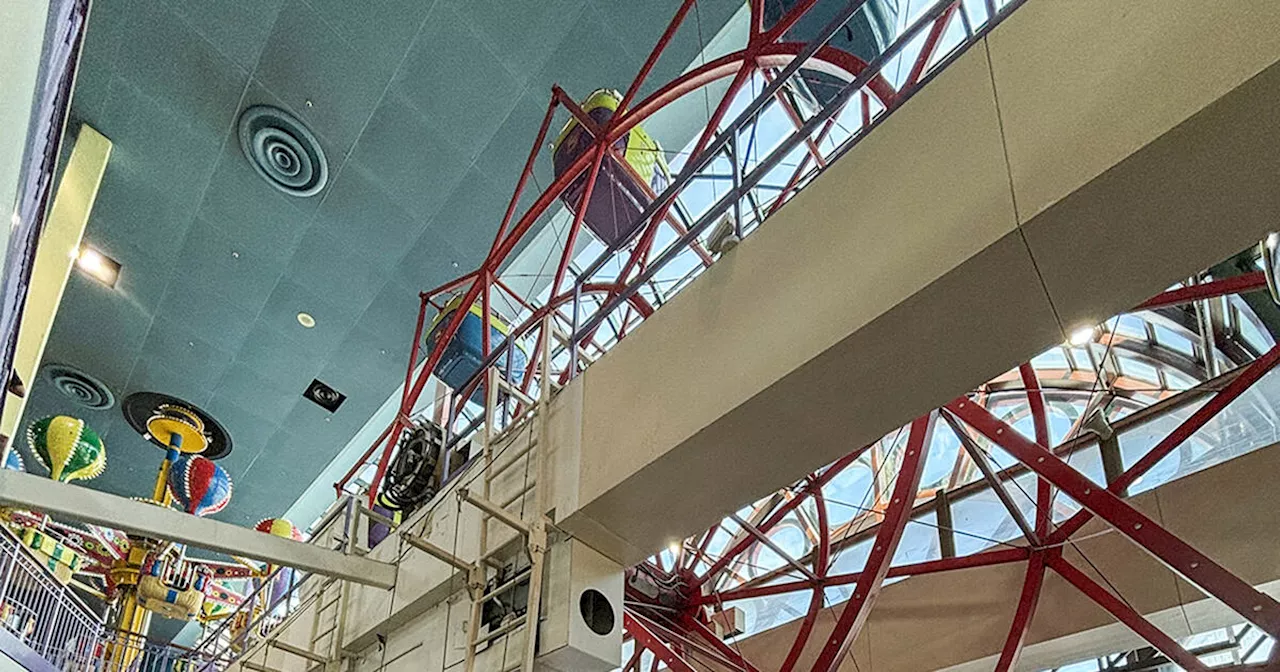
[254,518,302,541]
[3,449,23,472]
[254,517,302,617]
[26,415,105,483]
[167,455,232,517]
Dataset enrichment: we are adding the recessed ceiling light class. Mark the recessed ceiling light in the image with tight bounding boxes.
[297,312,316,328]
[76,246,120,287]
[1068,325,1095,346]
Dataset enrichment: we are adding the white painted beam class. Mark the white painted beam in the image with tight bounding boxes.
[0,470,396,588]
[555,0,1280,564]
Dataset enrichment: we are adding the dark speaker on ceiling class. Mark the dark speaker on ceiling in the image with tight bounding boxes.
[304,379,345,413]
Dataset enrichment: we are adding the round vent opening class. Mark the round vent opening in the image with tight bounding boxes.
[578,589,615,636]
[237,105,328,197]
[42,364,115,410]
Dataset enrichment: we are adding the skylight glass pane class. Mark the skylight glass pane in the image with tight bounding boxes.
[1153,324,1196,357]
[1031,347,1069,371]
[1118,355,1160,385]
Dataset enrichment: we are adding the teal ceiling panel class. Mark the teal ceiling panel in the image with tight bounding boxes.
[41,276,149,391]
[197,148,318,256]
[305,0,437,72]
[163,0,285,71]
[254,0,398,153]
[429,167,507,261]
[256,279,360,358]
[211,361,303,425]
[163,219,282,316]
[113,0,249,135]
[134,322,235,394]
[357,279,422,352]
[390,225,466,295]
[531,5,645,101]
[317,324,408,402]
[394,4,522,160]
[473,90,556,197]
[446,0,587,88]
[231,321,327,396]
[347,92,469,225]
[152,289,257,355]
[310,168,427,265]
[125,358,216,408]
[283,230,391,317]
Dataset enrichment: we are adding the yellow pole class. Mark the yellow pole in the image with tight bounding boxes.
[152,434,181,502]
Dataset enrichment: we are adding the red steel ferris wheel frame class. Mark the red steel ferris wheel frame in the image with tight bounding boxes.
[334,0,903,502]
[620,275,1280,671]
[326,0,1280,668]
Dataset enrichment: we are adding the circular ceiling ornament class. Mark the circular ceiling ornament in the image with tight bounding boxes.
[42,363,116,410]
[237,105,328,197]
[122,392,233,460]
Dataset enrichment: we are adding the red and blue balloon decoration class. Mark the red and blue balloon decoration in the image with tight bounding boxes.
[167,455,232,517]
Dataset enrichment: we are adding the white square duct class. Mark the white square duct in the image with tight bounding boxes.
[536,538,623,671]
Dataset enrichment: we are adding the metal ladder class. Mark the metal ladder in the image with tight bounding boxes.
[238,576,344,672]
[404,321,555,672]
[305,574,348,669]
[238,501,357,672]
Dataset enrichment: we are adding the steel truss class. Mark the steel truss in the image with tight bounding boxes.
[319,0,1280,668]
[618,273,1280,670]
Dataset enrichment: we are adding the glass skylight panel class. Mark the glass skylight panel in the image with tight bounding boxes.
[1117,354,1160,385]
[1113,314,1147,340]
[1153,323,1196,357]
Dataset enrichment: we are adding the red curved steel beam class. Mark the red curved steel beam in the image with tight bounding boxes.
[1134,271,1267,311]
[810,412,934,672]
[697,546,1029,606]
[993,363,1053,672]
[626,613,697,672]
[694,443,874,591]
[779,488,830,672]
[995,550,1045,671]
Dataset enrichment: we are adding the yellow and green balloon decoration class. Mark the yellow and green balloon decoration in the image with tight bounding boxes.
[26,415,105,483]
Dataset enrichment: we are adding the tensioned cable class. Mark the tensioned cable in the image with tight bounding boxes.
[823,496,1029,552]
[807,424,907,672]
[824,424,904,573]
[1049,320,1147,617]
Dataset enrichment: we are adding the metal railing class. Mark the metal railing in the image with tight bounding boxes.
[185,496,359,671]
[96,630,214,672]
[0,524,102,670]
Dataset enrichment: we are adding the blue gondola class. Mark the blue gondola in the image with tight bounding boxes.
[424,295,528,404]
